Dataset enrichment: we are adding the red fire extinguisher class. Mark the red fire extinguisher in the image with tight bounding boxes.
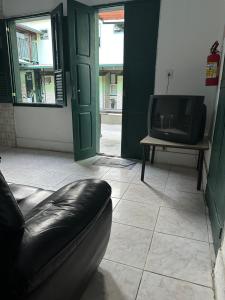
[206,41,221,86]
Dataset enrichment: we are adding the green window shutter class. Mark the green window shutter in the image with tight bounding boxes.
[0,20,12,103]
[51,3,67,106]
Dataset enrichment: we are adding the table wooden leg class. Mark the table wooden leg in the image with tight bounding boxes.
[197,150,204,190]
[151,145,155,164]
[141,145,149,181]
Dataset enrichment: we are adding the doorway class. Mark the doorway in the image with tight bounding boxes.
[68,0,160,161]
[98,7,124,157]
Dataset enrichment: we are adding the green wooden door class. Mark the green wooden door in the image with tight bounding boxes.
[121,0,160,159]
[206,66,225,252]
[68,0,97,161]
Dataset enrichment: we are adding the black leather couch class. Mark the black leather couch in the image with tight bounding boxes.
[0,172,112,300]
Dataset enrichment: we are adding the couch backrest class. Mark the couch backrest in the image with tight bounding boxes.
[0,172,24,232]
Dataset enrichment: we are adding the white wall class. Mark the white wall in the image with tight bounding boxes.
[2,0,67,16]
[14,74,73,152]
[155,0,225,134]
[153,0,225,166]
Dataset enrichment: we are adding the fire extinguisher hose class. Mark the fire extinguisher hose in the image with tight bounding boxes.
[211,41,219,54]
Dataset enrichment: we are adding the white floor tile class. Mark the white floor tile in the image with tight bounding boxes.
[5,167,72,190]
[112,197,120,210]
[137,272,214,300]
[209,243,216,268]
[106,180,129,198]
[81,260,142,300]
[162,188,205,212]
[206,215,214,243]
[166,166,199,193]
[156,207,208,242]
[145,233,212,287]
[113,200,159,230]
[123,183,164,206]
[103,168,137,183]
[0,147,215,299]
[131,164,169,190]
[105,222,153,268]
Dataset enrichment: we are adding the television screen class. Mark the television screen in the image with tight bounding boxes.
[148,95,206,144]
[151,97,193,136]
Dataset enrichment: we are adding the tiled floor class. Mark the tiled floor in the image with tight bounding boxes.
[0,147,215,300]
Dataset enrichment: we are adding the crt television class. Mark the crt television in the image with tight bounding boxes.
[148,95,206,144]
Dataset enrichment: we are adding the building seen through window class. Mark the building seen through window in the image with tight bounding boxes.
[99,9,124,113]
[15,16,55,104]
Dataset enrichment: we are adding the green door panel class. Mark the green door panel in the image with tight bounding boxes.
[214,130,225,224]
[77,64,91,105]
[75,12,91,57]
[121,0,160,159]
[68,0,97,161]
[206,185,223,252]
[206,86,225,253]
[207,88,225,190]
[79,112,92,150]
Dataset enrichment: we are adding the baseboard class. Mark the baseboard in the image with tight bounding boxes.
[16,137,73,153]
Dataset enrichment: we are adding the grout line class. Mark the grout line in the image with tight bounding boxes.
[134,204,161,300]
[112,220,155,232]
[163,164,171,193]
[102,258,213,291]
[111,220,153,232]
[144,270,214,290]
[154,230,209,244]
[116,197,161,207]
[112,214,209,244]
[103,258,143,272]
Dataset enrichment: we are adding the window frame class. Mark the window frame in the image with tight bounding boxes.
[7,10,66,108]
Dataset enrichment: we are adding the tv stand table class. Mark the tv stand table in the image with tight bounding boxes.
[140,136,209,190]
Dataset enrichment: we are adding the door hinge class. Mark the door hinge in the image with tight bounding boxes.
[12,92,16,97]
[219,228,223,240]
[6,27,9,33]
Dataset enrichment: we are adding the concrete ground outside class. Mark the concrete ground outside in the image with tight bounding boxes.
[100,123,121,156]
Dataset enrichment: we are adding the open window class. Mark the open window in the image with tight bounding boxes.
[6,3,66,106]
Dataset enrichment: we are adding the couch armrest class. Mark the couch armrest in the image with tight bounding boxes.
[11,179,112,295]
